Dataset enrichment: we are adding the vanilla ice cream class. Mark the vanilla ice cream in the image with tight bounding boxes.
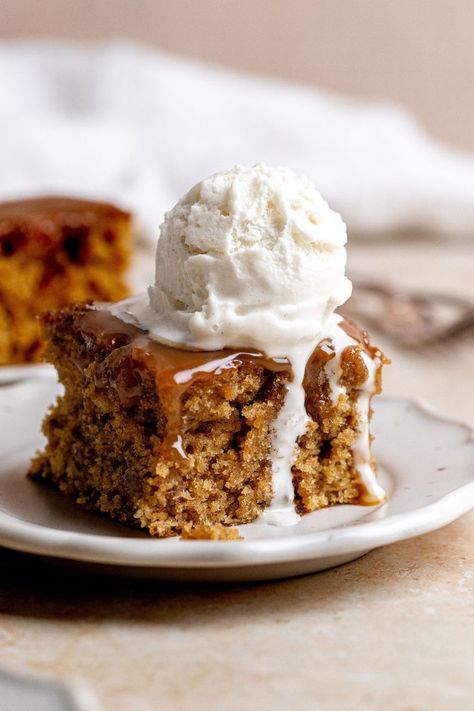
[117,164,358,525]
[147,163,351,352]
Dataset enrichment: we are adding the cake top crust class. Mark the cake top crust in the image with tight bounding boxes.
[0,196,130,228]
[0,196,132,261]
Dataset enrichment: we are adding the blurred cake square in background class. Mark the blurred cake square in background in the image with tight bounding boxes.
[0,196,132,365]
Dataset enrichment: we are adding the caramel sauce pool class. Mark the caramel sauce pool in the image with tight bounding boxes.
[78,307,292,460]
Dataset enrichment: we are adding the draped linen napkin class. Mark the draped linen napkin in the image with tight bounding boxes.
[1,40,474,242]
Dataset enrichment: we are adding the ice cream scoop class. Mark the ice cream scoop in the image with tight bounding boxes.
[147,163,352,352]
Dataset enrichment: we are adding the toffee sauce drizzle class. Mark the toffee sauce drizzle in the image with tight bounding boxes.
[339,317,387,395]
[77,307,292,461]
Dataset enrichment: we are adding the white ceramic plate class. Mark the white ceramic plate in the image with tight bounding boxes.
[0,379,473,582]
[0,363,56,385]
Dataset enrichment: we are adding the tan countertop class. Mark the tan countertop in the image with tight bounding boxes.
[0,239,472,711]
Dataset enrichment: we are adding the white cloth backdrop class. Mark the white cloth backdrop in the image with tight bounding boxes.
[1,41,474,243]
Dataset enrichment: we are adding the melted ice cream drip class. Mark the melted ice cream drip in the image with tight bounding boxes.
[349,349,386,502]
[259,340,317,526]
[323,314,385,502]
[262,313,385,525]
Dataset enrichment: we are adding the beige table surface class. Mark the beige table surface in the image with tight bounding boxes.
[0,240,473,711]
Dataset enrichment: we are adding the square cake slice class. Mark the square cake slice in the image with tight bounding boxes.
[0,196,132,365]
[29,303,386,538]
